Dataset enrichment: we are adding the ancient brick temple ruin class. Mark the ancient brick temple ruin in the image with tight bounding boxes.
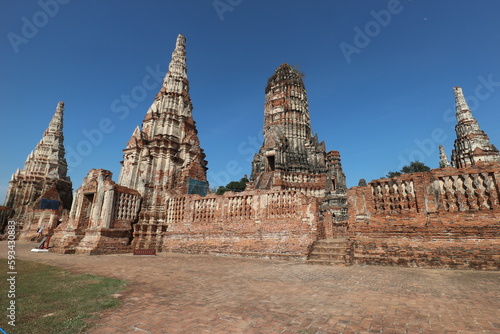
[248,64,348,237]
[1,102,73,240]
[50,169,141,254]
[2,34,499,269]
[36,35,346,257]
[249,64,346,198]
[125,38,330,257]
[118,34,208,199]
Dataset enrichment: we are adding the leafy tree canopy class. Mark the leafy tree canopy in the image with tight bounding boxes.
[215,177,249,195]
[385,161,430,178]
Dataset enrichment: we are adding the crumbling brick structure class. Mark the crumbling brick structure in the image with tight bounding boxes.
[133,189,320,259]
[348,164,500,270]
[347,88,500,270]
[18,181,71,241]
[107,34,210,254]
[19,36,498,270]
[248,63,347,237]
[51,169,141,254]
[118,34,208,202]
[120,41,326,258]
[4,102,72,239]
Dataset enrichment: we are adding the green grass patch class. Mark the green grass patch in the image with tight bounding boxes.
[0,259,127,334]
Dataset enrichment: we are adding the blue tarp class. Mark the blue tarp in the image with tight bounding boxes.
[188,178,208,196]
[40,199,60,210]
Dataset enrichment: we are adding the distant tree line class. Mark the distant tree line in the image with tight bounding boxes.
[214,177,249,195]
[385,161,430,178]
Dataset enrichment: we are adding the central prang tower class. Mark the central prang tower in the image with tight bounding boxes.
[118,34,208,206]
[249,64,346,199]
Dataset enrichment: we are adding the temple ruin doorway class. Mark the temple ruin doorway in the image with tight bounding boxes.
[81,193,94,228]
[267,155,275,171]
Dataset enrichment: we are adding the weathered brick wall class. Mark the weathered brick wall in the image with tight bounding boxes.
[133,189,320,260]
[5,177,72,230]
[348,164,500,270]
[51,169,141,254]
[270,171,327,197]
[18,180,72,241]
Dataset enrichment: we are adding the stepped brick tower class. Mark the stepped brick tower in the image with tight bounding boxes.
[118,34,208,206]
[4,101,72,231]
[451,87,500,168]
[249,63,346,198]
[248,64,347,235]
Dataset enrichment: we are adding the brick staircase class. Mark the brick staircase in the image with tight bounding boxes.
[307,237,352,266]
[255,172,274,189]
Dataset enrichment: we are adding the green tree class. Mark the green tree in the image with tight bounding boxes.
[215,177,249,195]
[386,171,402,178]
[385,161,430,178]
[215,186,227,195]
[400,161,431,174]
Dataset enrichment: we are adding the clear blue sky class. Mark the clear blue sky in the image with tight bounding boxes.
[2,0,500,201]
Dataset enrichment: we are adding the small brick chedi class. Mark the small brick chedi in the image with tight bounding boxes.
[2,102,72,240]
[51,169,141,254]
[450,87,500,168]
[3,34,499,269]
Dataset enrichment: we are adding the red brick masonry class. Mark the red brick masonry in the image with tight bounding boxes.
[50,165,500,271]
[133,189,320,260]
[348,163,500,270]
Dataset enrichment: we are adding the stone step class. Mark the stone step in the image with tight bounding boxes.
[310,253,346,258]
[308,254,346,261]
[306,259,347,266]
[312,244,349,250]
[310,247,347,254]
[313,240,349,246]
[306,238,352,266]
[314,243,349,250]
[310,239,350,245]
[314,240,349,244]
[309,251,346,257]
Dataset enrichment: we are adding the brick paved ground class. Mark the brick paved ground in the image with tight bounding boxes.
[2,241,499,333]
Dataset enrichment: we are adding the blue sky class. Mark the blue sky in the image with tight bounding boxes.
[1,0,500,201]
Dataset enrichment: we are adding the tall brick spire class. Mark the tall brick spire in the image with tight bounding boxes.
[262,63,313,153]
[4,101,72,223]
[451,87,500,168]
[254,63,322,175]
[118,34,208,199]
[143,34,191,128]
[249,63,346,199]
[21,101,69,180]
